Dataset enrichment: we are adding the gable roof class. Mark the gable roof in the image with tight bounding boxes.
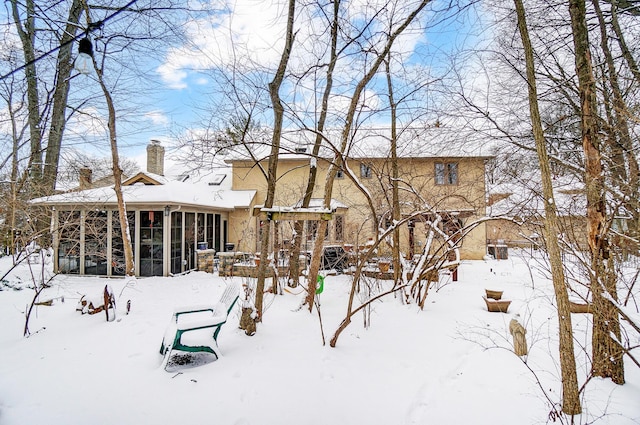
[122,172,167,186]
[224,126,495,163]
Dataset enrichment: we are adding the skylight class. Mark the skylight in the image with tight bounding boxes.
[208,174,226,186]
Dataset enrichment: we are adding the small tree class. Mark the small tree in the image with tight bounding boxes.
[0,207,60,337]
[23,247,57,337]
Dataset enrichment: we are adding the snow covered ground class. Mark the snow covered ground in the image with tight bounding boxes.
[0,250,638,425]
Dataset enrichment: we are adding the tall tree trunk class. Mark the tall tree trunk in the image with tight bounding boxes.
[103,93,134,277]
[7,94,22,255]
[288,0,340,285]
[255,0,296,321]
[11,0,43,186]
[513,0,582,414]
[568,0,624,384]
[592,0,640,241]
[287,220,304,287]
[384,55,402,287]
[42,0,83,195]
[9,0,82,195]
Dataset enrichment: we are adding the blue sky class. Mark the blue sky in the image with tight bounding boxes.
[1,0,487,173]
[146,0,485,137]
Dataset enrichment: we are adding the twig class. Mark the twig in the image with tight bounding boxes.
[24,327,46,338]
[315,298,325,346]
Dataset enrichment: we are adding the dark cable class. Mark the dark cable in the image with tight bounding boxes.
[0,0,139,81]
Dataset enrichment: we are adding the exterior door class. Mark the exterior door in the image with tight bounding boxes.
[170,212,183,274]
[185,212,196,270]
[140,210,163,276]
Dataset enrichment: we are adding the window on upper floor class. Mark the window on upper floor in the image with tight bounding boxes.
[360,163,372,179]
[435,162,458,185]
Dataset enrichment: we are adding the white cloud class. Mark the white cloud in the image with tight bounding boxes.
[145,110,170,127]
[157,1,430,90]
[157,60,190,90]
[194,76,209,86]
[158,0,289,89]
[155,0,460,132]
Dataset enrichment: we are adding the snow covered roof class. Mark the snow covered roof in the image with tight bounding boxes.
[31,171,255,210]
[224,126,495,162]
[292,198,348,210]
[162,163,233,191]
[253,199,348,218]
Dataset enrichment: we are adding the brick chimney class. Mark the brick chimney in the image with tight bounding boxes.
[79,167,92,190]
[146,139,165,176]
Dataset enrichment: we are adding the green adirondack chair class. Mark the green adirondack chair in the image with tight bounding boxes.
[160,281,240,369]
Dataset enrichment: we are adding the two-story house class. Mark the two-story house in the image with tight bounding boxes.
[31,126,492,277]
[226,126,491,261]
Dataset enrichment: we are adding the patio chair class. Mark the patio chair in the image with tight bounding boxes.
[159,281,240,369]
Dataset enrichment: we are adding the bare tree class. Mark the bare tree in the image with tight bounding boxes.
[608,0,640,83]
[67,0,168,277]
[7,0,83,194]
[454,0,637,388]
[286,0,341,286]
[305,0,433,310]
[568,0,625,385]
[591,0,640,246]
[384,54,402,287]
[1,0,190,221]
[0,79,27,254]
[93,66,134,276]
[513,0,581,414]
[254,0,297,322]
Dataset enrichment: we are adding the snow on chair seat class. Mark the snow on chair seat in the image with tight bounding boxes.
[159,282,240,370]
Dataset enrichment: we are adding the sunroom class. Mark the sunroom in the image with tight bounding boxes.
[33,171,255,277]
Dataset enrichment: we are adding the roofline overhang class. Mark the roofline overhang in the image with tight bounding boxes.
[225,155,494,164]
[32,200,238,212]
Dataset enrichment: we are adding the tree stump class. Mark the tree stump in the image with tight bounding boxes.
[509,317,528,356]
[485,289,503,300]
[239,307,256,336]
[483,297,511,312]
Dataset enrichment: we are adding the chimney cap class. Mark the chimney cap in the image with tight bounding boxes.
[147,139,165,176]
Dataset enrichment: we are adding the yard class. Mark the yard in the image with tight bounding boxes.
[0,250,638,424]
